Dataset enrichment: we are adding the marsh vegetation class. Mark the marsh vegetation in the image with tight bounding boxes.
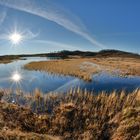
[0,56,19,64]
[0,88,140,140]
[0,50,140,139]
[25,56,140,81]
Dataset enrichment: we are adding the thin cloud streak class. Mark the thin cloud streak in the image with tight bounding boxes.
[0,10,6,25]
[0,0,105,49]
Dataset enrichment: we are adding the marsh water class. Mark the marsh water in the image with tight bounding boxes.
[0,57,140,94]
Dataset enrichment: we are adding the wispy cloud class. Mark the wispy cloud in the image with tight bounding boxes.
[0,0,105,49]
[0,10,6,25]
[22,29,39,40]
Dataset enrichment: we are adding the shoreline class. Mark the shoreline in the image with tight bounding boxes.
[0,56,20,64]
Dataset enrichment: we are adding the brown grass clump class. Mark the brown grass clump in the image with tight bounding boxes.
[0,99,61,140]
[0,129,59,140]
[0,89,140,140]
[44,89,140,140]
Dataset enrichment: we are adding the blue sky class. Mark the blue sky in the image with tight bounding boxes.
[0,0,140,55]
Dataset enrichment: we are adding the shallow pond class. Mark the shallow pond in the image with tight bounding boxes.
[0,57,139,94]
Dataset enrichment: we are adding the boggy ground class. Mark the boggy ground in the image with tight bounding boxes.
[0,56,20,64]
[0,59,12,64]
[0,89,140,140]
[25,56,140,81]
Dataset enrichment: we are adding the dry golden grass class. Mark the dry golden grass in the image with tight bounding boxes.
[91,57,140,76]
[1,88,140,140]
[25,58,99,81]
[0,56,19,64]
[0,129,60,140]
[0,60,12,64]
[25,57,140,81]
[0,91,61,140]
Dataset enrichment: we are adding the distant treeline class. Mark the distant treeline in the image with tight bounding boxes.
[0,49,140,59]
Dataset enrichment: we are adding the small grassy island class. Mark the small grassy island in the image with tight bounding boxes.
[25,50,140,81]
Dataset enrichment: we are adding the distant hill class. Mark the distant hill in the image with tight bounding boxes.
[46,50,140,58]
[0,49,140,59]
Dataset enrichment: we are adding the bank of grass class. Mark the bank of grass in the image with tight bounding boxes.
[0,59,12,64]
[25,57,140,82]
[0,88,140,140]
[24,58,99,81]
[92,57,140,76]
[0,56,20,64]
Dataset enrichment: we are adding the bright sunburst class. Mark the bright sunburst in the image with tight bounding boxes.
[11,72,22,83]
[9,32,23,45]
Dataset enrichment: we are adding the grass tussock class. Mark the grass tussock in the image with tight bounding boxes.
[0,88,140,140]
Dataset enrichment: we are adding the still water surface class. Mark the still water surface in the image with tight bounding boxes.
[0,57,139,94]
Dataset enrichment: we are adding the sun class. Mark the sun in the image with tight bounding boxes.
[9,32,22,45]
